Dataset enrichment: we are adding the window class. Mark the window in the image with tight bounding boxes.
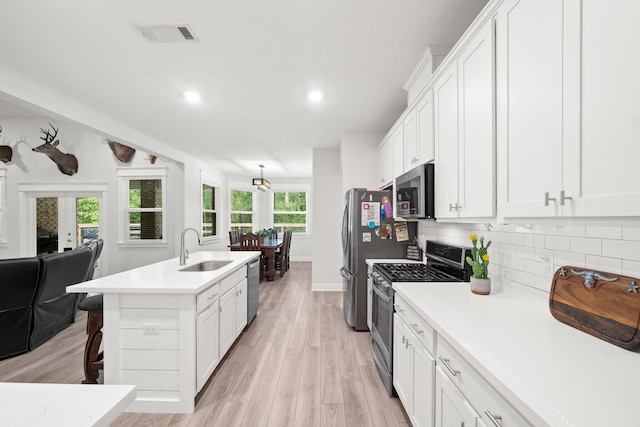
[230,189,254,233]
[118,168,167,244]
[273,190,308,234]
[202,183,218,238]
[0,170,5,244]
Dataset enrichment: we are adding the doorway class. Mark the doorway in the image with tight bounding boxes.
[20,184,107,278]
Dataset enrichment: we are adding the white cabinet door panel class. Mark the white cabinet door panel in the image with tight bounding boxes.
[497,0,564,217]
[434,64,459,219]
[458,19,495,218]
[435,367,478,427]
[235,280,248,336]
[196,302,219,391]
[417,90,435,165]
[568,0,640,216]
[219,289,236,355]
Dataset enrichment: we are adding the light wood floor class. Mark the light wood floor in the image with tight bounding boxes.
[0,262,410,426]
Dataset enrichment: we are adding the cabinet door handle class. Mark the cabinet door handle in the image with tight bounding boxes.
[410,323,424,335]
[560,190,572,206]
[544,192,556,206]
[485,410,503,426]
[438,356,460,376]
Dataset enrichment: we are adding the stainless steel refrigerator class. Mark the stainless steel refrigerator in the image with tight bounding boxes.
[341,188,417,330]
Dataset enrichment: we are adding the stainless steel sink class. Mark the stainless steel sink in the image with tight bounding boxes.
[179,260,233,272]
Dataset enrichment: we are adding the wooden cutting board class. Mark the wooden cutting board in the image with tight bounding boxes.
[549,266,640,351]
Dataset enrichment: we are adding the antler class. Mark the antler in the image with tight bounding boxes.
[39,123,58,144]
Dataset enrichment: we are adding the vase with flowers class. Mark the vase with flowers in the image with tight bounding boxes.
[466,234,492,295]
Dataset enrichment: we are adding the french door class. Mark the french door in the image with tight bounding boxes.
[21,185,106,278]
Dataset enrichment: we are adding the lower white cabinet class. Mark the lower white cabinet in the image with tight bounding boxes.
[434,367,479,427]
[436,335,533,427]
[220,278,248,355]
[196,298,219,392]
[393,313,435,427]
[235,279,248,336]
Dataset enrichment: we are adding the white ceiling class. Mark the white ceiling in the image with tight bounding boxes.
[0,0,488,178]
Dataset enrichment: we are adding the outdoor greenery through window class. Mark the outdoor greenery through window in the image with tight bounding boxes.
[230,189,253,233]
[129,179,163,240]
[273,191,307,233]
[202,183,217,238]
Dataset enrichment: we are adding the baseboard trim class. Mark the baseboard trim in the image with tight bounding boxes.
[312,282,342,292]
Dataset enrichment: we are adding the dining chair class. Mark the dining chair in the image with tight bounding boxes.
[229,230,240,245]
[239,233,265,279]
[275,230,292,277]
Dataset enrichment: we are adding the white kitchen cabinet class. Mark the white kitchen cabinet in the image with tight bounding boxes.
[434,367,479,427]
[404,110,418,172]
[196,297,219,392]
[416,89,435,165]
[393,314,413,407]
[498,0,640,218]
[405,90,435,172]
[392,125,405,181]
[393,294,435,427]
[235,279,248,336]
[437,334,533,427]
[435,19,494,219]
[496,0,566,217]
[564,0,640,216]
[434,62,460,219]
[377,137,393,189]
[220,277,248,355]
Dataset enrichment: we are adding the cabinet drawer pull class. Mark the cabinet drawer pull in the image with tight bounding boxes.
[410,323,424,335]
[438,356,460,376]
[394,305,404,313]
[207,294,218,301]
[544,192,556,206]
[485,410,503,426]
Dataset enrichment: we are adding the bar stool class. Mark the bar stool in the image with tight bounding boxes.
[77,294,103,384]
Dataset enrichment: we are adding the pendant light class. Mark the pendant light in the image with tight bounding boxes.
[252,164,271,192]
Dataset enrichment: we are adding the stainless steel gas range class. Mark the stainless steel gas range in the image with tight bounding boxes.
[370,241,472,396]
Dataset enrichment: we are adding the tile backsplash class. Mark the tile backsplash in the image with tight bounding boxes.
[417,220,640,294]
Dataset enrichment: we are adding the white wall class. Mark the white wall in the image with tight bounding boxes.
[340,131,383,194]
[417,219,640,295]
[311,148,342,290]
[0,118,229,276]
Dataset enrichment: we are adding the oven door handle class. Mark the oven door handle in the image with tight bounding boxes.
[372,282,392,304]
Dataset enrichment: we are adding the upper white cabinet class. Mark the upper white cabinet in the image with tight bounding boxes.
[496,0,567,217]
[405,90,435,171]
[498,0,640,217]
[567,0,640,216]
[435,19,495,219]
[434,63,460,219]
[392,125,405,180]
[377,137,393,189]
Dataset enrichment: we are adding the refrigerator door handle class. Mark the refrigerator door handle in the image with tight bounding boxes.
[340,267,351,280]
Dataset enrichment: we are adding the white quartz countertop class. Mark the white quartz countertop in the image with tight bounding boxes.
[394,282,640,427]
[0,383,135,426]
[67,251,260,294]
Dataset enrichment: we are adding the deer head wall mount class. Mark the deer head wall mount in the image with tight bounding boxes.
[33,123,78,176]
[108,140,136,163]
[0,126,13,163]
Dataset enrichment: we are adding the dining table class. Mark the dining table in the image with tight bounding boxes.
[229,236,284,281]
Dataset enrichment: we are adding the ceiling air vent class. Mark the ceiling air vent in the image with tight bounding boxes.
[134,24,199,43]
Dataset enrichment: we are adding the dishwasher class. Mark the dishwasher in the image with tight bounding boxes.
[247,258,260,324]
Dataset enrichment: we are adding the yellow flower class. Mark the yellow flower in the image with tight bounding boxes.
[469,234,478,241]
[482,254,490,262]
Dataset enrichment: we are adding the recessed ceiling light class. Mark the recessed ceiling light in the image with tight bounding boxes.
[183,90,202,103]
[307,89,324,103]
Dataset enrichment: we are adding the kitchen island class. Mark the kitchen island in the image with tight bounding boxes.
[394,281,640,427]
[67,251,261,414]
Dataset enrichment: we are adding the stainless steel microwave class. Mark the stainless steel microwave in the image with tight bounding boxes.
[394,163,435,219]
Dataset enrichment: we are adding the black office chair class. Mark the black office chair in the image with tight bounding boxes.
[0,257,41,360]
